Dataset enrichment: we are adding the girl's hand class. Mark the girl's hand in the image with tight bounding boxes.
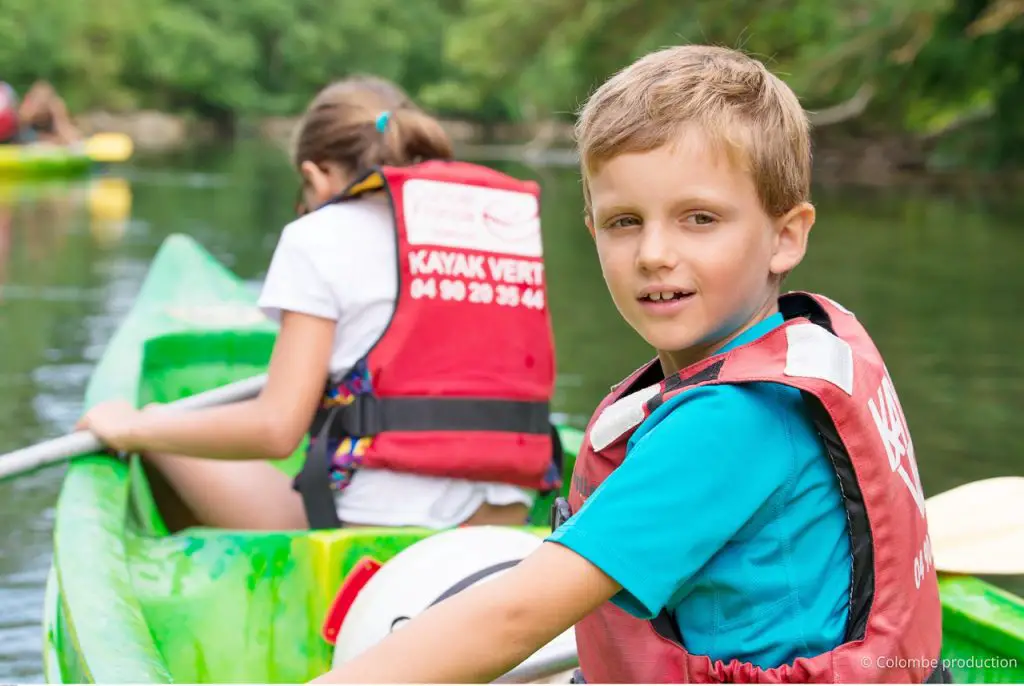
[64,310,334,462]
[75,400,144,453]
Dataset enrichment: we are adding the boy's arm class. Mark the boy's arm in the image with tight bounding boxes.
[310,541,619,684]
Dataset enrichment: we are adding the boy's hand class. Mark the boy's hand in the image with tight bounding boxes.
[311,541,621,684]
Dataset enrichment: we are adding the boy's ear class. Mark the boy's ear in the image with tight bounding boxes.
[769,201,815,276]
[584,212,596,239]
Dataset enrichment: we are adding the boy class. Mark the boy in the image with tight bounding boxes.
[312,45,946,684]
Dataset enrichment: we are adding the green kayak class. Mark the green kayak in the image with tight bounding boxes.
[0,144,94,179]
[42,234,1024,683]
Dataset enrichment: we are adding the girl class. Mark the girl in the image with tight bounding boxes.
[75,75,543,532]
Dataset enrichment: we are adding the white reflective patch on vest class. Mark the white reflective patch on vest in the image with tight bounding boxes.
[784,323,854,395]
[590,383,661,452]
[402,179,543,258]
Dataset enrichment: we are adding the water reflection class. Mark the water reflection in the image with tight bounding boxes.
[0,174,133,683]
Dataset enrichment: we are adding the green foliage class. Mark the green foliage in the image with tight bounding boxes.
[2,0,1024,163]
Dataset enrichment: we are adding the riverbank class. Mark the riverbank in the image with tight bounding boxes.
[73,110,577,155]
[72,109,1009,188]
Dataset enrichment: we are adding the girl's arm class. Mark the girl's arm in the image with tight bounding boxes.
[77,310,335,460]
[311,541,621,684]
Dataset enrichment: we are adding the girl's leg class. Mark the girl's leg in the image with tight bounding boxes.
[140,458,201,532]
[337,502,529,529]
[143,452,309,531]
[461,502,530,526]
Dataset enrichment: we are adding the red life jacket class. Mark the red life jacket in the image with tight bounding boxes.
[295,160,560,528]
[555,292,947,683]
[0,83,19,143]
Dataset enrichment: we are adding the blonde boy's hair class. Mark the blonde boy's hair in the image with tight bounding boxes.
[576,45,811,218]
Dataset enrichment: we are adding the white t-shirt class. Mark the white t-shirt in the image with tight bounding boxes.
[257,196,533,528]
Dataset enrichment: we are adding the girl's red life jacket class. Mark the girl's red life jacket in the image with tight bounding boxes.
[295,161,560,528]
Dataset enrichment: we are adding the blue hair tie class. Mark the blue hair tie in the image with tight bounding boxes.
[375,111,391,132]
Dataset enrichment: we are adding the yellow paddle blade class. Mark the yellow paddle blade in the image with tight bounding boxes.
[926,476,1024,575]
[83,132,134,163]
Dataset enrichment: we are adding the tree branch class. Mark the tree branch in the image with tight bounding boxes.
[807,84,875,127]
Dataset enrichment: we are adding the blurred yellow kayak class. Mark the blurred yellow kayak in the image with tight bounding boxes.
[0,133,133,179]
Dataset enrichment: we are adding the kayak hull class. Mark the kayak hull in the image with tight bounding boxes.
[41,234,1024,683]
[939,575,1024,682]
[0,144,94,179]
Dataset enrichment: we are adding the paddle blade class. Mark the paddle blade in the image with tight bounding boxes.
[926,477,1024,575]
[84,132,134,163]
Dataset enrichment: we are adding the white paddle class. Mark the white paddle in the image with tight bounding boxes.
[924,476,1024,576]
[495,640,577,683]
[0,373,266,481]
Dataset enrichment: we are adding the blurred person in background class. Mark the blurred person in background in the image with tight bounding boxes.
[0,80,80,146]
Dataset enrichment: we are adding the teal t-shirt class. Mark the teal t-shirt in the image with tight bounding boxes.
[548,313,852,668]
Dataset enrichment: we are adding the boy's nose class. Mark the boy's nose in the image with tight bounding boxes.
[636,223,680,273]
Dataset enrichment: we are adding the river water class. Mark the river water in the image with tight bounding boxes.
[0,142,1022,681]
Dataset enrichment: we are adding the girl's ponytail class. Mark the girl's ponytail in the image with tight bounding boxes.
[377,108,453,166]
[293,76,453,174]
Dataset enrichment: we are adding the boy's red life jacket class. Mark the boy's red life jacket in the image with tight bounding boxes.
[295,160,560,528]
[555,292,948,683]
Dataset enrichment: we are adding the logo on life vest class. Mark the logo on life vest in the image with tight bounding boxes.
[868,370,934,589]
[868,371,926,518]
[481,192,540,244]
[571,473,597,501]
[402,179,542,258]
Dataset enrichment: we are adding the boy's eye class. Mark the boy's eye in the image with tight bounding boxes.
[606,215,641,229]
[688,212,717,226]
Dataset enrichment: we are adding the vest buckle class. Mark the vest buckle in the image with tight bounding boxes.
[338,394,382,437]
[551,497,572,532]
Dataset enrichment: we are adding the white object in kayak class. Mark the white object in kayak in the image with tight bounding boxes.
[330,525,577,678]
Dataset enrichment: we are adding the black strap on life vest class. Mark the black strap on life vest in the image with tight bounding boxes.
[308,394,552,438]
[295,394,561,530]
[294,404,346,530]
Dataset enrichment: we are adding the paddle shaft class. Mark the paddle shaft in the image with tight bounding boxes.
[0,374,267,482]
[495,642,578,683]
